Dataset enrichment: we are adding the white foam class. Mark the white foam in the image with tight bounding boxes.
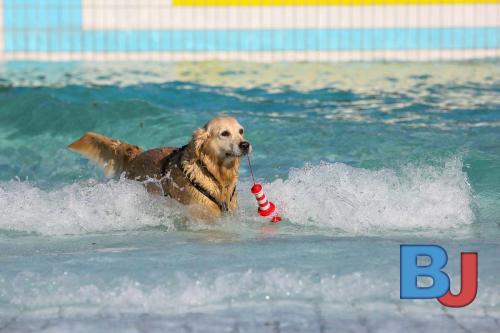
[265,157,474,232]
[0,158,474,235]
[0,179,178,235]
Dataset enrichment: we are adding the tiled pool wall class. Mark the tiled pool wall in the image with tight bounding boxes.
[0,0,499,61]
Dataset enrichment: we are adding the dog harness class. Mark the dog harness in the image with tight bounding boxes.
[160,146,236,213]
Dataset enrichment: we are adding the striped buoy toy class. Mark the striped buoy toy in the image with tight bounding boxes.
[251,183,282,223]
[246,155,282,223]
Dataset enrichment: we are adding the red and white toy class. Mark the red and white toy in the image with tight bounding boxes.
[251,183,282,223]
[247,155,282,223]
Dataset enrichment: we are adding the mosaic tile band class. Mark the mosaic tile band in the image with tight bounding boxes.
[0,0,498,60]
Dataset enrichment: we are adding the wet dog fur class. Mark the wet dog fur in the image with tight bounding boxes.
[68,116,251,219]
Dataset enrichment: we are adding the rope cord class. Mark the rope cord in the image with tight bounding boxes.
[246,155,256,185]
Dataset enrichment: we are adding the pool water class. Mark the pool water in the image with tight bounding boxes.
[0,61,499,332]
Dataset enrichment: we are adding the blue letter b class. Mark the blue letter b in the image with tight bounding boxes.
[400,245,450,299]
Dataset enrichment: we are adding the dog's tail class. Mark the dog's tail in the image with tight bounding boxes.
[68,132,143,177]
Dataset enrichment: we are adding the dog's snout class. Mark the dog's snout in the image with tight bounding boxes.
[239,141,250,151]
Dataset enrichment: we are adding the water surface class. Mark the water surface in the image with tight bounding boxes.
[0,61,499,332]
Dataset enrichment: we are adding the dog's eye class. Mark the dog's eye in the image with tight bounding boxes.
[221,131,230,137]
[239,128,244,135]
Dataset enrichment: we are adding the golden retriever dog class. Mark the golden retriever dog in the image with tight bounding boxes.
[68,116,251,218]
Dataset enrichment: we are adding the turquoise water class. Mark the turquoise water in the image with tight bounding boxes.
[0,61,499,332]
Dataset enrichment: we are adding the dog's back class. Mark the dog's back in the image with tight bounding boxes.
[126,147,177,180]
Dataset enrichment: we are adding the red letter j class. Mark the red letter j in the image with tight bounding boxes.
[438,252,478,308]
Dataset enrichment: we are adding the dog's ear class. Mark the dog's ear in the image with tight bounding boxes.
[192,127,210,157]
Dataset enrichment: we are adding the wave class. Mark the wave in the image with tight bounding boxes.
[0,179,180,235]
[265,157,474,232]
[0,158,474,235]
[4,269,498,315]
[0,269,431,312]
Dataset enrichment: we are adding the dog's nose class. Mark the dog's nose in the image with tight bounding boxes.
[239,141,250,151]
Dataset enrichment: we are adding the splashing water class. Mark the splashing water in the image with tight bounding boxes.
[0,179,181,235]
[268,158,474,232]
[0,158,473,235]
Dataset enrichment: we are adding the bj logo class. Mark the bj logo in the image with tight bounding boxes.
[400,245,478,308]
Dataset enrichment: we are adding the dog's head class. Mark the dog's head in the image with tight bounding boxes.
[192,116,251,165]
